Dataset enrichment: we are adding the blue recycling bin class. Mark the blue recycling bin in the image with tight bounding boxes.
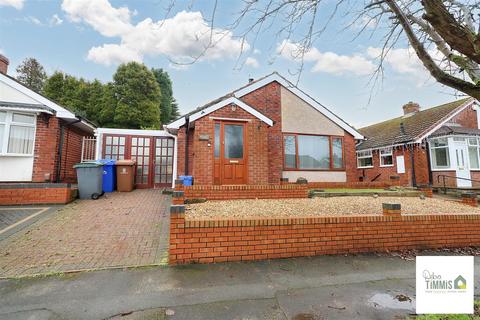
[98,159,116,192]
[180,175,193,186]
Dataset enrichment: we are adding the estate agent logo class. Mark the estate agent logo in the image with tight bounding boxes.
[416,256,473,314]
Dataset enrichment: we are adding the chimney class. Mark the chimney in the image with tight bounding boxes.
[0,54,8,75]
[403,101,420,115]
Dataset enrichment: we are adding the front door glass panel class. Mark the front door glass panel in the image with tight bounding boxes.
[224,124,243,158]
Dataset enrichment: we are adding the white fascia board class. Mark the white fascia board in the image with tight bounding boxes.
[414,98,477,143]
[0,106,53,114]
[165,117,186,129]
[95,128,170,137]
[189,97,273,126]
[0,73,76,119]
[234,73,364,140]
[166,97,273,129]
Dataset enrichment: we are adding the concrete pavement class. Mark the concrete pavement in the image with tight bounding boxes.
[0,254,457,320]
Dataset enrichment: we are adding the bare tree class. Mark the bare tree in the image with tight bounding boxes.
[177,0,480,99]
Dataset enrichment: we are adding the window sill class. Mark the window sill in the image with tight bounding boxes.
[283,168,345,172]
[357,166,374,169]
[380,164,395,167]
[430,168,454,171]
[0,153,34,157]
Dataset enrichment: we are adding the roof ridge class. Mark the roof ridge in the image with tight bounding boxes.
[359,97,472,131]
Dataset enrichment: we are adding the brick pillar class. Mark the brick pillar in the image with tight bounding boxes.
[169,204,186,265]
[418,184,433,198]
[175,178,184,191]
[383,203,401,216]
[172,190,185,205]
[461,193,478,207]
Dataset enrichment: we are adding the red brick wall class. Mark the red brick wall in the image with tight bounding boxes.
[176,127,186,177]
[344,133,358,182]
[169,212,480,265]
[182,184,309,200]
[413,146,430,185]
[432,170,480,188]
[0,185,76,205]
[357,148,411,185]
[356,146,430,186]
[450,106,478,129]
[32,116,91,183]
[188,104,269,185]
[240,82,283,183]
[180,181,402,201]
[32,115,60,182]
[59,125,87,182]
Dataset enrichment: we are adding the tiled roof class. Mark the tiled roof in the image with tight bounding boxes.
[172,73,276,121]
[430,125,480,137]
[357,98,474,150]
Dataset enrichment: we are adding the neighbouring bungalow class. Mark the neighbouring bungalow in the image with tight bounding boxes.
[0,55,95,183]
[165,72,364,185]
[356,98,480,188]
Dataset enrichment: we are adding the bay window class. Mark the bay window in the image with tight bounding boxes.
[357,150,373,168]
[379,147,394,167]
[283,134,344,170]
[0,111,36,155]
[468,138,480,169]
[430,138,450,169]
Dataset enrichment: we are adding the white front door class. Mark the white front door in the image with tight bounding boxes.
[454,141,472,187]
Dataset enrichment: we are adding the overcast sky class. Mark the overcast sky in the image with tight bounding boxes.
[0,0,466,128]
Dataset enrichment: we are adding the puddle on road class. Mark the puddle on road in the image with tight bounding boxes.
[368,293,415,310]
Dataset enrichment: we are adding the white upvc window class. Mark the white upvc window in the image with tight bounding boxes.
[0,110,36,156]
[379,147,394,167]
[430,137,450,169]
[468,137,480,169]
[357,150,373,168]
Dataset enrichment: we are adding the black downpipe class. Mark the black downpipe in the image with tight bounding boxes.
[56,118,81,183]
[410,145,417,187]
[425,141,433,185]
[184,115,190,176]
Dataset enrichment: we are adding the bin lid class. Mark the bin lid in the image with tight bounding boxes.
[97,159,116,165]
[116,160,136,166]
[73,162,103,168]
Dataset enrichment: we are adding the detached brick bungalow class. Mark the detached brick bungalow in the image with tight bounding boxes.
[165,72,364,185]
[0,55,95,184]
[356,98,480,188]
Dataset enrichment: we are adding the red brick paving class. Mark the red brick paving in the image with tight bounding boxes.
[0,189,170,278]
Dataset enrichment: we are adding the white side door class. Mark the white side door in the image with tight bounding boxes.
[454,141,472,187]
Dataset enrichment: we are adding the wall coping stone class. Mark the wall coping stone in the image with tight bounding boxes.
[182,213,480,228]
[0,183,74,189]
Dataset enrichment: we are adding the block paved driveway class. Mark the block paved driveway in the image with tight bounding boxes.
[0,189,170,278]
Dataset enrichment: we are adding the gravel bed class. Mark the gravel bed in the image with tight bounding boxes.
[185,196,480,219]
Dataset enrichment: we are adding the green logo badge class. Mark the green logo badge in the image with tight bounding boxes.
[454,275,467,289]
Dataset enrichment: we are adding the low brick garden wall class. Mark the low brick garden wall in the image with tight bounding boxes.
[180,180,404,201]
[169,211,480,265]
[182,184,309,201]
[0,183,77,205]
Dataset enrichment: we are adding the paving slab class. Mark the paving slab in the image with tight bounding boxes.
[0,189,170,278]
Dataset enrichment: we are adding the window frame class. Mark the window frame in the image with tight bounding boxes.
[467,137,480,170]
[0,110,36,156]
[429,137,451,170]
[379,147,394,167]
[282,133,345,171]
[356,149,373,169]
